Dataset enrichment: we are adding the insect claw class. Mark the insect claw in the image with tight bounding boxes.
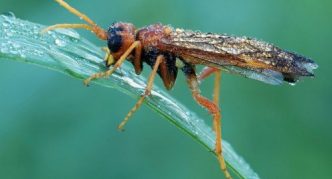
[83,79,91,86]
[117,125,125,132]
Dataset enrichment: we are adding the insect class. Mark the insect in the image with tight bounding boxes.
[43,0,318,178]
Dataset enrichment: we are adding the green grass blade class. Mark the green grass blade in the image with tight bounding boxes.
[0,14,259,179]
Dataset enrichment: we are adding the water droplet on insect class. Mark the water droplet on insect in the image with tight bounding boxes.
[55,39,66,47]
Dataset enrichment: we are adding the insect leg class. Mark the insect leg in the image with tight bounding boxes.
[83,41,141,86]
[212,70,228,178]
[132,42,143,75]
[117,55,165,130]
[198,67,222,130]
[213,70,221,106]
[184,65,231,179]
[212,69,222,133]
[42,0,107,40]
[159,62,171,89]
[199,65,222,137]
[198,66,219,82]
[198,67,224,154]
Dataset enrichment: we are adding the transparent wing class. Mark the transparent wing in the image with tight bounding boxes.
[222,66,284,85]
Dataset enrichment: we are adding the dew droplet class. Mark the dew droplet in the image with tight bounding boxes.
[185,111,190,116]
[6,31,13,37]
[55,39,66,47]
[194,131,199,135]
[20,53,27,58]
[12,43,21,49]
[2,21,9,27]
[1,12,16,18]
[0,45,9,54]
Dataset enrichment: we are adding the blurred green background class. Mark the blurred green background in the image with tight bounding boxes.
[0,0,331,178]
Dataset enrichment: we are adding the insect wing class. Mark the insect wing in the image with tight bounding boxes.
[161,28,317,84]
[222,66,284,85]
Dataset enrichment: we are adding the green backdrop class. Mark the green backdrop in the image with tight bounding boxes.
[0,0,331,178]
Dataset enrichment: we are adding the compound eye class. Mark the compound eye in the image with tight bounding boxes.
[107,27,123,53]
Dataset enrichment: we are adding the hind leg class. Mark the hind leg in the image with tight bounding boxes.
[184,65,231,179]
[198,67,223,133]
[198,66,219,82]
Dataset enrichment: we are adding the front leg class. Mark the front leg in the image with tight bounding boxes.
[42,0,108,40]
[117,55,165,130]
[83,41,141,86]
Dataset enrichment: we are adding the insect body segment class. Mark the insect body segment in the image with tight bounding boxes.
[44,1,317,179]
[107,23,136,61]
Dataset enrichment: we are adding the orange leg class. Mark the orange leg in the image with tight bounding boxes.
[198,67,222,133]
[212,70,230,179]
[212,70,221,139]
[198,67,222,142]
[198,66,219,82]
[132,42,143,75]
[187,71,231,179]
[83,41,141,86]
[117,55,165,130]
[42,0,107,40]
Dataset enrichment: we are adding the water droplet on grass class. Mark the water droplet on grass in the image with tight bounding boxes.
[55,28,80,40]
[55,39,66,47]
[1,12,16,18]
[2,21,9,27]
[12,43,21,48]
[5,31,13,37]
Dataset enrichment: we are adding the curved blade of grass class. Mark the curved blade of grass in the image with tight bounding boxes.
[0,14,260,179]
